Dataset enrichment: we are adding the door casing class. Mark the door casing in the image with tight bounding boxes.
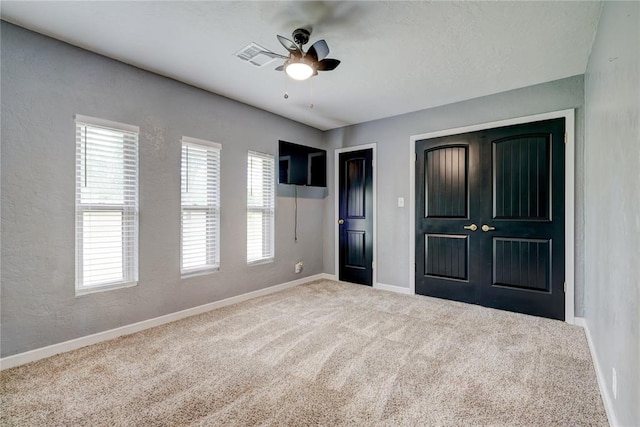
[409,109,576,324]
[334,143,377,287]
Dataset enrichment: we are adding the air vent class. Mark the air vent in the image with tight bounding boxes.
[234,42,277,67]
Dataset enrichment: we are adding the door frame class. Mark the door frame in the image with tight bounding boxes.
[334,143,377,287]
[409,109,576,324]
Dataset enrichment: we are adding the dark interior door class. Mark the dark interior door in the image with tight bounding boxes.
[339,149,373,286]
[416,118,565,320]
[415,133,482,304]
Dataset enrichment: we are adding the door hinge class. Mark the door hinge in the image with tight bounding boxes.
[372,261,374,269]
[564,282,567,293]
[414,152,417,162]
[564,133,567,144]
[414,263,417,273]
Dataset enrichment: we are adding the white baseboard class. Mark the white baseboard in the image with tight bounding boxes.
[326,275,411,295]
[318,273,337,281]
[0,273,327,371]
[574,317,587,328]
[575,317,618,427]
[374,282,412,295]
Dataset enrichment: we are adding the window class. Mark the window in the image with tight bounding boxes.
[75,115,138,294]
[181,137,221,275]
[247,151,275,264]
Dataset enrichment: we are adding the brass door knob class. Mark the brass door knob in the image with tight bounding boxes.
[463,224,478,232]
[338,219,345,225]
[482,224,496,232]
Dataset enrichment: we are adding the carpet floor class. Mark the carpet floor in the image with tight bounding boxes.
[1,280,607,426]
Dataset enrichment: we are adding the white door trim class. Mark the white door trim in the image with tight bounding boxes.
[334,143,377,287]
[408,109,576,324]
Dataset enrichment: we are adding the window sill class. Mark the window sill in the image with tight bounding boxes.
[75,281,138,297]
[181,267,219,279]
[247,258,274,267]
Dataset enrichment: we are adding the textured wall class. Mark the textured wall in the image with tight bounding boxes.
[323,76,586,314]
[583,2,640,425]
[0,23,325,357]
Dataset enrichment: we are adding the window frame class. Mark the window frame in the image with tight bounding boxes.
[247,150,275,265]
[180,136,221,277]
[74,114,139,296]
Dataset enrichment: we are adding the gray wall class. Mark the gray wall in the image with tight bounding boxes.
[0,22,325,357]
[323,76,586,314]
[583,2,639,425]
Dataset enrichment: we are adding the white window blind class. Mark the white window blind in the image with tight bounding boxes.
[247,150,275,264]
[75,115,139,294]
[181,137,221,275]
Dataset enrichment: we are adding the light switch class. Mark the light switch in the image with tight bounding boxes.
[397,197,405,208]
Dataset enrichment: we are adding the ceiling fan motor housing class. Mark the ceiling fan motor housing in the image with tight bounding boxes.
[292,28,310,46]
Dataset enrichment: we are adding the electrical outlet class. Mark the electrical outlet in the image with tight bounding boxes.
[612,368,617,399]
[295,261,304,274]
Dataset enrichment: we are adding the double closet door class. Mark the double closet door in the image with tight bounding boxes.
[415,118,565,320]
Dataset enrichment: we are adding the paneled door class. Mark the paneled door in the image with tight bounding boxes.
[415,118,565,320]
[339,149,373,286]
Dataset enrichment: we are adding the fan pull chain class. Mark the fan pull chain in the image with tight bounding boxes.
[309,78,314,109]
[283,72,289,100]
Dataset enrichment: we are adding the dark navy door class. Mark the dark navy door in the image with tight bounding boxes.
[339,149,373,286]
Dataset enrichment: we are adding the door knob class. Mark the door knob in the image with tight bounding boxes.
[463,224,478,232]
[482,224,496,232]
[338,219,344,225]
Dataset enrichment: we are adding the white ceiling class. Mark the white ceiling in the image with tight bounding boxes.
[1,1,601,131]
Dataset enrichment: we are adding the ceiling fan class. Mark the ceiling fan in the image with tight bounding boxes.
[261,27,340,81]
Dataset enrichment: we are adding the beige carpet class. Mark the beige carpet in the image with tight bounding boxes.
[1,280,607,426]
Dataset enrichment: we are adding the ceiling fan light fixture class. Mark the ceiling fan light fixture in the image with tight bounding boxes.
[285,61,314,80]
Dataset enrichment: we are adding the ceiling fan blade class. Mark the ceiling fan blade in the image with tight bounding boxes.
[277,35,300,53]
[316,58,340,71]
[275,64,284,71]
[260,50,288,60]
[307,39,329,61]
